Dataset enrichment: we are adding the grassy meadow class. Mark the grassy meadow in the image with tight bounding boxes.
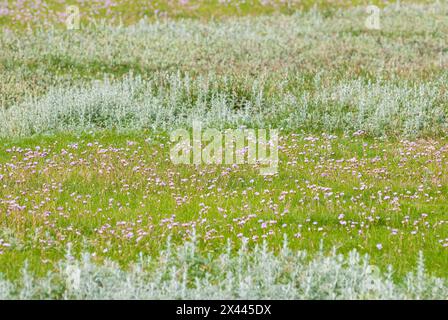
[0,0,447,299]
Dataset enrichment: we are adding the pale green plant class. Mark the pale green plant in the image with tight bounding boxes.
[1,72,446,137]
[1,3,448,137]
[0,239,446,299]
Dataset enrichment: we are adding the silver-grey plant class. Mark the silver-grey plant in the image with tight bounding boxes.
[1,3,448,138]
[0,239,446,300]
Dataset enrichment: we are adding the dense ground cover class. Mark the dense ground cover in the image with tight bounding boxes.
[0,1,447,298]
[1,3,447,136]
[0,0,433,28]
[1,131,448,279]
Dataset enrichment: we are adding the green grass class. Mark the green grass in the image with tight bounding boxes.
[0,0,432,30]
[1,1,447,292]
[0,130,447,280]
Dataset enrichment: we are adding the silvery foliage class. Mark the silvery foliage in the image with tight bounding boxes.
[1,72,447,138]
[1,3,447,137]
[0,239,446,299]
